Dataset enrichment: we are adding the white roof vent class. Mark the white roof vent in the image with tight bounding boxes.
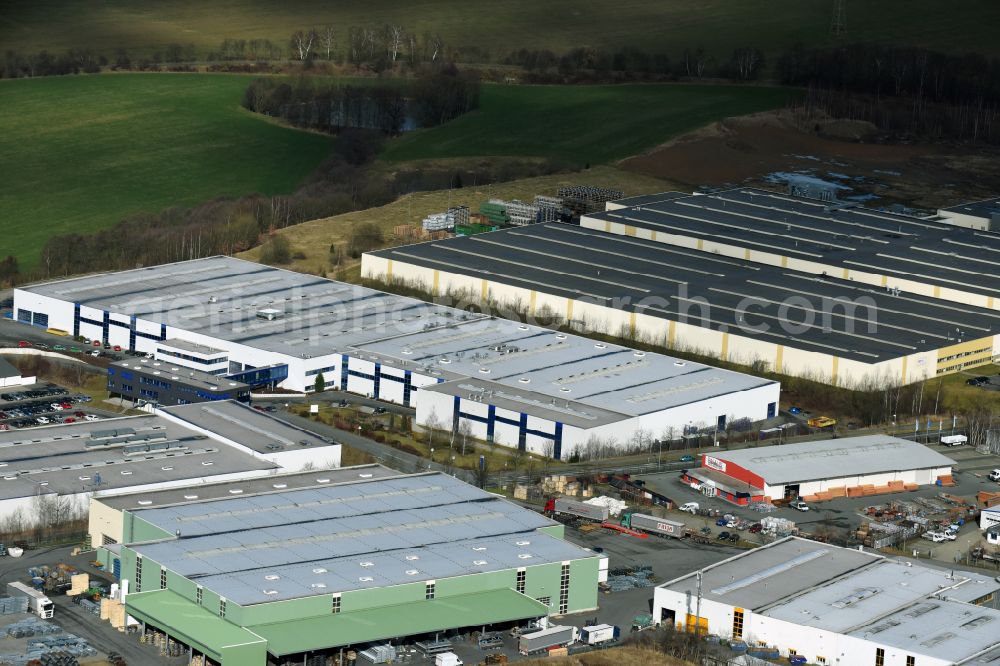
[312,568,328,574]
[183,494,198,500]
[229,489,243,494]
[516,540,531,546]
[137,500,152,506]
[78,476,91,481]
[473,560,488,566]
[674,361,686,367]
[405,569,419,576]
[272,483,287,489]
[479,367,491,374]
[263,589,279,595]
[161,466,174,471]
[594,343,607,349]
[201,461,214,466]
[405,555,419,561]
[518,554,533,560]
[311,583,327,589]
[317,478,330,483]
[264,574,280,581]
[518,324,529,330]
[472,546,487,552]
[555,333,567,339]
[634,351,646,358]
[359,561,374,567]
[120,470,132,476]
[518,377,530,384]
[359,576,374,582]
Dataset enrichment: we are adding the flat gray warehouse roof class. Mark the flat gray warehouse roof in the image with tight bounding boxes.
[21,256,486,360]
[96,464,397,511]
[940,196,1000,221]
[660,537,881,610]
[159,400,338,455]
[369,223,1000,363]
[130,472,595,605]
[112,359,248,393]
[0,414,275,500]
[588,187,1000,300]
[713,435,954,484]
[360,316,775,425]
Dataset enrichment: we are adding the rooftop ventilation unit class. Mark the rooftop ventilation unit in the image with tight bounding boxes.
[256,308,284,321]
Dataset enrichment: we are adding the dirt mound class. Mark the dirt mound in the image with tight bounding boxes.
[619,108,1000,209]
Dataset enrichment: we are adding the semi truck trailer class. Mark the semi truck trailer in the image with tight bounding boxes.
[517,625,578,654]
[6,582,53,618]
[580,624,620,645]
[620,511,685,538]
[544,498,610,522]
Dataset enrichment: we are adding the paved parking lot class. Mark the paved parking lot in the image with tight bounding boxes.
[0,383,114,431]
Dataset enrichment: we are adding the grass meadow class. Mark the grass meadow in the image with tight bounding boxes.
[0,73,332,270]
[383,83,793,164]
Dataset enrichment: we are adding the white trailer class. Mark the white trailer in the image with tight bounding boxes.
[6,582,53,618]
[940,435,968,446]
[580,624,619,645]
[518,625,579,654]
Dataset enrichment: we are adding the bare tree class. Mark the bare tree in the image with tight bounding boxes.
[291,29,317,61]
[458,418,473,456]
[387,25,403,61]
[320,25,337,60]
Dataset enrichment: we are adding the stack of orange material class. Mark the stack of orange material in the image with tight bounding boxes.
[827,486,848,498]
[937,475,956,486]
[978,491,1000,508]
[846,486,865,498]
[802,494,819,502]
[903,483,919,491]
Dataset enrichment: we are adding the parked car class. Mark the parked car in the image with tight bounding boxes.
[678,455,695,463]
[63,418,75,424]
[789,406,802,414]
[749,523,763,534]
[679,502,700,514]
[717,531,731,541]
[17,341,31,348]
[84,415,99,422]
[715,518,728,527]
[791,500,810,512]
[726,532,739,543]
[922,531,946,542]
[73,411,85,418]
[35,417,50,425]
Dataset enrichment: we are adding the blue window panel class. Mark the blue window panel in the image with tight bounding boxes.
[402,371,413,406]
[120,371,133,381]
[517,413,528,452]
[486,405,496,442]
[102,310,110,346]
[373,363,381,399]
[32,312,49,328]
[766,402,777,419]
[16,309,31,323]
[340,355,349,390]
[553,423,563,461]
[73,304,81,337]
[452,396,461,433]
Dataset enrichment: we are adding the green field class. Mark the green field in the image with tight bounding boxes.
[384,83,792,164]
[3,0,1000,62]
[0,73,332,270]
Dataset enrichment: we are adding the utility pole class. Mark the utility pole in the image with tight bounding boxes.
[831,0,847,37]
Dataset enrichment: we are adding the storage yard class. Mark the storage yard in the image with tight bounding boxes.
[13,257,779,458]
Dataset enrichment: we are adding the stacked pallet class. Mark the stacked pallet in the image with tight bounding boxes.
[937,474,956,486]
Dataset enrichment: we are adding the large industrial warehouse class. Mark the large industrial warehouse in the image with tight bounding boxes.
[0,400,342,530]
[363,222,1000,386]
[103,471,604,666]
[681,435,955,505]
[13,257,779,457]
[586,187,1000,312]
[654,537,1000,666]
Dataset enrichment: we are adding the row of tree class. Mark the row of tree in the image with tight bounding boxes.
[241,66,480,135]
[503,45,766,82]
[779,43,1000,144]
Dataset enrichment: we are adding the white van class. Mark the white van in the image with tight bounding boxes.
[679,502,700,514]
[989,469,1000,482]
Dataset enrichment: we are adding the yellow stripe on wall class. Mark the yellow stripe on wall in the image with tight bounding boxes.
[901,356,909,384]
[775,345,784,373]
[697,239,704,251]
[989,296,995,309]
[668,320,677,348]
[781,256,788,268]
[605,221,611,232]
[481,279,489,302]
[651,231,658,242]
[744,249,751,261]
[432,270,440,295]
[720,332,730,361]
[881,275,888,287]
[841,268,849,280]
[566,299,574,322]
[625,225,636,237]
[386,259,394,281]
[629,311,637,337]
[933,286,941,298]
[529,290,537,315]
[831,356,839,386]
